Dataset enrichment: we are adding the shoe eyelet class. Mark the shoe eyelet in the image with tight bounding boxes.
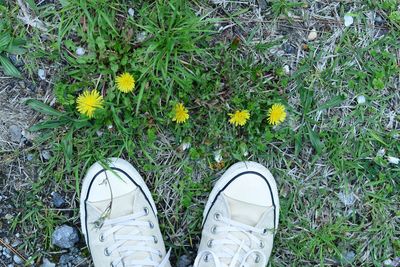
[259,241,265,248]
[262,228,268,235]
[104,248,111,256]
[211,225,217,234]
[214,212,221,221]
[203,254,210,262]
[158,251,163,258]
[143,207,149,216]
[149,221,154,229]
[207,239,213,248]
[255,254,261,263]
[153,235,158,244]
[99,234,105,242]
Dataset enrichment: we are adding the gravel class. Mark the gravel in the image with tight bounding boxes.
[51,225,79,249]
[41,150,52,160]
[13,255,23,264]
[58,247,85,267]
[9,125,22,143]
[76,47,85,56]
[177,255,192,267]
[338,191,356,207]
[51,192,67,208]
[40,258,56,267]
[37,69,46,80]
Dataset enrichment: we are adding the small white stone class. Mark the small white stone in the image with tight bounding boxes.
[128,8,135,17]
[344,14,354,27]
[96,130,103,137]
[76,47,85,56]
[338,191,356,206]
[214,150,223,163]
[383,259,393,266]
[307,28,317,41]
[107,124,113,130]
[388,156,399,165]
[181,143,191,151]
[136,32,147,42]
[38,69,46,80]
[377,148,386,157]
[283,65,290,75]
[42,150,52,160]
[356,95,366,104]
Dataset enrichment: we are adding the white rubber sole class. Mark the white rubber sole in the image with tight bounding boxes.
[79,158,157,245]
[202,161,280,227]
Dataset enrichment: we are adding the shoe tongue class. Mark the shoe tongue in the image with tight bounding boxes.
[88,188,137,219]
[223,193,268,227]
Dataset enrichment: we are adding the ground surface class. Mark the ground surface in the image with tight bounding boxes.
[0,0,399,266]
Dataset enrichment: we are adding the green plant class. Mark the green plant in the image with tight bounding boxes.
[271,0,305,17]
[0,4,26,78]
[134,0,214,101]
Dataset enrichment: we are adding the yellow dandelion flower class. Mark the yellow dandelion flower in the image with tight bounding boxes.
[76,90,104,118]
[172,103,189,124]
[116,72,135,93]
[267,103,286,125]
[228,110,250,127]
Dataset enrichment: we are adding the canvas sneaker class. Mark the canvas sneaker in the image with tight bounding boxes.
[80,158,171,267]
[194,161,280,267]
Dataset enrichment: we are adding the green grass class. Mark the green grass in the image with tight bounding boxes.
[3,0,399,265]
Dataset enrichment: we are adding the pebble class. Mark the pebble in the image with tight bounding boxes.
[9,125,22,143]
[40,258,56,267]
[52,225,79,249]
[375,15,385,24]
[51,192,67,208]
[342,250,355,264]
[38,69,46,80]
[283,65,290,75]
[181,143,191,151]
[136,32,147,42]
[9,55,24,68]
[11,240,22,248]
[58,248,84,267]
[76,47,85,56]
[214,150,222,163]
[13,255,23,264]
[128,8,134,17]
[42,150,52,160]
[177,255,192,267]
[26,154,34,161]
[3,248,12,258]
[307,28,318,41]
[356,95,366,104]
[384,259,393,266]
[344,14,354,27]
[377,148,386,157]
[387,156,399,165]
[282,43,296,54]
[338,191,356,207]
[17,81,26,89]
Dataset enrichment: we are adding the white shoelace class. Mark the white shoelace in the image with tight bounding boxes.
[193,214,270,267]
[100,209,170,267]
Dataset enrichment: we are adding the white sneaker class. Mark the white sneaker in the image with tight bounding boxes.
[80,158,171,267]
[194,162,280,267]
